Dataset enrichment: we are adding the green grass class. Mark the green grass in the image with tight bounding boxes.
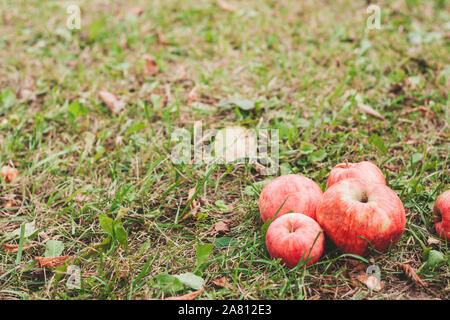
[0,0,449,300]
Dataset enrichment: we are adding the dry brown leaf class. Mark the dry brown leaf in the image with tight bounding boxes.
[427,237,441,245]
[0,166,19,183]
[20,88,36,101]
[400,106,434,117]
[99,90,125,114]
[355,272,383,292]
[187,87,200,104]
[254,162,266,174]
[130,7,144,15]
[217,0,237,12]
[3,10,12,23]
[2,244,32,253]
[166,287,204,300]
[213,221,230,233]
[35,256,72,269]
[186,187,200,218]
[142,54,159,76]
[4,200,14,209]
[358,103,386,120]
[397,263,428,287]
[212,276,233,290]
[156,29,169,45]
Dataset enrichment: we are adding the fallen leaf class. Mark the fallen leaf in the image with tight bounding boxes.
[165,287,204,300]
[355,272,383,291]
[213,221,230,233]
[187,87,200,104]
[397,263,428,287]
[0,166,19,183]
[217,0,237,12]
[212,276,233,290]
[3,10,12,23]
[142,54,159,76]
[358,103,385,120]
[400,106,434,117]
[156,29,169,45]
[2,244,32,253]
[186,187,200,218]
[20,89,36,101]
[35,256,72,269]
[4,200,14,209]
[130,7,144,15]
[99,90,125,114]
[427,237,441,245]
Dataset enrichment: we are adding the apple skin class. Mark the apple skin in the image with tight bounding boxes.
[265,213,325,268]
[259,174,323,222]
[316,178,405,256]
[434,190,450,239]
[326,161,385,190]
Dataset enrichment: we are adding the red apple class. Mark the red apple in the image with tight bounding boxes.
[316,178,405,256]
[259,174,323,222]
[434,190,450,239]
[265,213,324,268]
[326,161,385,190]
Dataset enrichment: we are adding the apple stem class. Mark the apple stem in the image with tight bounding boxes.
[345,159,349,168]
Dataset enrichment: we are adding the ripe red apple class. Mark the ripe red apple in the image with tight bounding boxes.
[316,178,405,256]
[434,190,450,239]
[265,213,324,268]
[259,174,323,222]
[326,161,385,190]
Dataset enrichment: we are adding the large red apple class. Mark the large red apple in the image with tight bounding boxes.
[259,174,323,222]
[316,178,405,256]
[265,213,324,268]
[434,190,450,239]
[326,161,385,190]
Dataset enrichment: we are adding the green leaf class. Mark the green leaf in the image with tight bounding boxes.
[68,101,88,119]
[9,221,37,239]
[244,179,271,196]
[215,200,229,212]
[1,87,16,110]
[426,250,445,268]
[196,244,213,267]
[54,264,68,283]
[368,134,387,154]
[93,145,105,162]
[300,142,315,154]
[214,237,238,248]
[126,123,146,136]
[308,149,327,162]
[44,240,65,257]
[99,214,114,235]
[155,274,184,293]
[411,153,423,164]
[174,273,205,290]
[114,222,128,249]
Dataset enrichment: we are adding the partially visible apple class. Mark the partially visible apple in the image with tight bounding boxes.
[434,190,450,239]
[326,161,385,190]
[259,174,323,222]
[265,213,324,268]
[317,178,405,256]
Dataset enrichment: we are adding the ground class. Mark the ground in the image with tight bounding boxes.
[0,0,449,300]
